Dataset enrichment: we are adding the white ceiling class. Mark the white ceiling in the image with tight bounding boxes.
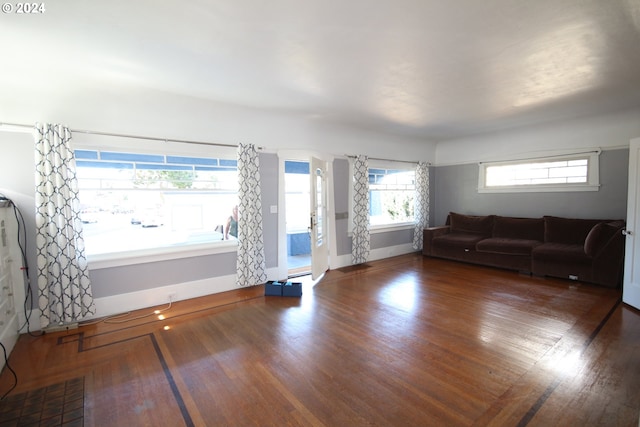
[2,0,640,141]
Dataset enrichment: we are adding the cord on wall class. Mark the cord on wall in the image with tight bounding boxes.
[0,341,18,400]
[79,300,173,326]
[6,197,41,337]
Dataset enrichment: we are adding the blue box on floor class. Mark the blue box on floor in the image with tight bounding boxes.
[282,281,302,297]
[264,281,283,296]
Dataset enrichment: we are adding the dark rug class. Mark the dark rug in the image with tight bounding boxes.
[0,377,84,427]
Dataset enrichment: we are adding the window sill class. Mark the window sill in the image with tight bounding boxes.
[88,240,238,270]
[369,222,415,234]
[348,222,414,236]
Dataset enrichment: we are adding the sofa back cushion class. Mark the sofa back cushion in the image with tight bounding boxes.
[544,216,604,245]
[449,212,494,236]
[493,216,544,241]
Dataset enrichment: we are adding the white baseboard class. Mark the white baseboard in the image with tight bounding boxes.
[92,274,239,319]
[24,267,282,331]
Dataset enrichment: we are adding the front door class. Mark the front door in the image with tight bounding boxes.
[623,137,640,310]
[310,157,329,279]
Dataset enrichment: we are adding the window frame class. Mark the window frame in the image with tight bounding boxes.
[477,151,601,193]
[73,137,239,269]
[348,159,417,234]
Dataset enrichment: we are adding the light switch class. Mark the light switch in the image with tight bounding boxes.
[270,205,278,214]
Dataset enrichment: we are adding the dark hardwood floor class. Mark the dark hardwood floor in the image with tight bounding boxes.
[1,253,639,426]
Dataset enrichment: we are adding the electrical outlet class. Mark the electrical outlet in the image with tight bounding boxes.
[167,292,177,302]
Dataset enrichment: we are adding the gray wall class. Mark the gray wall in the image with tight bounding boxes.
[333,158,351,257]
[432,149,629,225]
[90,252,238,298]
[332,158,416,257]
[0,133,281,302]
[259,153,279,268]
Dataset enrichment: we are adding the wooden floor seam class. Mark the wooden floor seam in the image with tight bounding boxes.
[515,297,623,427]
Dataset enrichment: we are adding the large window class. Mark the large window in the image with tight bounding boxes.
[368,167,415,226]
[478,151,600,193]
[75,149,238,256]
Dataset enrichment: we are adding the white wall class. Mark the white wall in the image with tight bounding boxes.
[1,84,436,163]
[435,108,640,165]
[0,131,37,317]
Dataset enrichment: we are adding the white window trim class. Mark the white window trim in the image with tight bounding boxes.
[347,158,417,232]
[370,222,415,233]
[346,223,414,238]
[88,240,238,270]
[478,150,601,193]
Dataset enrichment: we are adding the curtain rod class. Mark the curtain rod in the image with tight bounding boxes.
[73,128,241,149]
[345,154,430,166]
[0,122,251,149]
[478,149,601,164]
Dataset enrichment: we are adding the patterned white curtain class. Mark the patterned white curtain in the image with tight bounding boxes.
[236,143,267,287]
[352,155,370,264]
[412,161,430,250]
[34,123,95,328]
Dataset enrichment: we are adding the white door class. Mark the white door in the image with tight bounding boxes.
[623,137,640,310]
[310,157,329,279]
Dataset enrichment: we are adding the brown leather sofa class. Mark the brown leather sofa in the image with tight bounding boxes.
[422,212,626,288]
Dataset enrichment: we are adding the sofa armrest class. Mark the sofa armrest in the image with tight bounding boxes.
[423,226,450,256]
[591,225,626,287]
[584,221,625,257]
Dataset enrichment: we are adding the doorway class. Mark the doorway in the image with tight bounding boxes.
[284,160,312,276]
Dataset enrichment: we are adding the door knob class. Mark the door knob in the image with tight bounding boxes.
[622,229,633,236]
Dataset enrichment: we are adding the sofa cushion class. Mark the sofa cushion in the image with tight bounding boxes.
[543,216,603,245]
[432,233,487,250]
[584,221,624,256]
[493,216,544,241]
[532,243,592,265]
[449,212,494,236]
[476,238,542,256]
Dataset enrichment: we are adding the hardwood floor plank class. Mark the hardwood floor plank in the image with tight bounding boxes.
[1,254,638,426]
[84,336,189,427]
[527,305,640,426]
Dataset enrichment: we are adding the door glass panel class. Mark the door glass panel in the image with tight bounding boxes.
[284,160,311,276]
[310,157,329,280]
[316,169,323,246]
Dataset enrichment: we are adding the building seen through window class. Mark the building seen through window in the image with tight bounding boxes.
[75,150,238,256]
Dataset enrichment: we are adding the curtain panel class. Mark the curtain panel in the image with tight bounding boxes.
[34,123,95,328]
[351,155,370,264]
[412,161,430,250]
[236,143,267,287]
